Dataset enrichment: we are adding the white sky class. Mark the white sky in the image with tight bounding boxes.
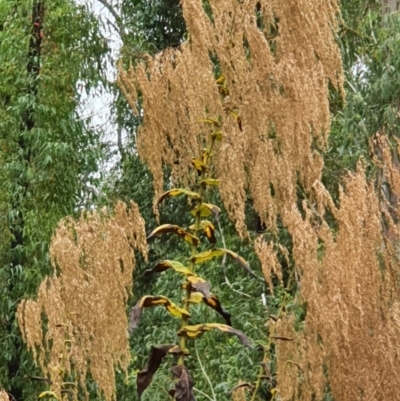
[76,0,123,152]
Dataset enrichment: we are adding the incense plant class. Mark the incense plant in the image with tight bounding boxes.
[129,120,256,400]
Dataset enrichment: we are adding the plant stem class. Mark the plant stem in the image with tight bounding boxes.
[178,136,215,365]
[250,346,269,401]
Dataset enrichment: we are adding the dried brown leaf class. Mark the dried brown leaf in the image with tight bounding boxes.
[170,365,196,401]
[137,345,175,398]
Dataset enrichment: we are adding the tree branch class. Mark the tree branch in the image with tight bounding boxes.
[96,0,126,40]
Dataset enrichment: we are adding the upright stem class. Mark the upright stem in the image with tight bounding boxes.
[178,136,216,366]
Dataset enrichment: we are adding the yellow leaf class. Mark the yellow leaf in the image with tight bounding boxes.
[38,392,59,400]
[229,110,242,131]
[216,75,225,84]
[190,248,256,277]
[191,158,208,172]
[166,303,189,318]
[61,382,77,388]
[189,220,216,243]
[156,188,200,205]
[190,249,225,264]
[147,224,200,246]
[130,296,190,331]
[211,131,223,141]
[177,323,252,347]
[187,275,206,284]
[199,178,220,186]
[188,292,203,304]
[191,203,220,219]
[144,260,193,276]
[198,117,221,127]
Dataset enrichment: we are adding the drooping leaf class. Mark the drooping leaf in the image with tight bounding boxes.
[26,375,51,383]
[188,292,204,304]
[144,260,193,276]
[61,382,77,388]
[191,203,220,220]
[216,75,229,97]
[189,220,216,244]
[198,116,221,127]
[190,248,256,277]
[229,109,242,131]
[191,158,208,173]
[168,345,188,356]
[129,296,190,331]
[156,188,200,205]
[216,75,225,85]
[147,224,200,246]
[230,382,255,395]
[202,295,232,326]
[190,249,225,264]
[177,323,252,348]
[188,289,232,326]
[211,131,224,141]
[170,365,196,401]
[204,224,217,243]
[187,276,211,298]
[38,392,59,400]
[137,344,175,398]
[199,178,220,186]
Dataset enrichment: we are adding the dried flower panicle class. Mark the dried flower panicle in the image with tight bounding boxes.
[271,164,400,400]
[118,0,343,237]
[0,390,9,401]
[17,201,148,401]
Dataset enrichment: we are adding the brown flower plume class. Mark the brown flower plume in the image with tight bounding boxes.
[17,202,148,401]
[118,0,343,237]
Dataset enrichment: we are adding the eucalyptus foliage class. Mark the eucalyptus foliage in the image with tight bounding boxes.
[0,0,108,398]
[325,2,400,194]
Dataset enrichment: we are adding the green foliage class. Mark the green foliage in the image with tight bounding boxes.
[0,0,109,398]
[325,3,400,197]
[121,0,186,55]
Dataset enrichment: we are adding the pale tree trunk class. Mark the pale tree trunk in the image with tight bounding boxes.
[382,0,400,15]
